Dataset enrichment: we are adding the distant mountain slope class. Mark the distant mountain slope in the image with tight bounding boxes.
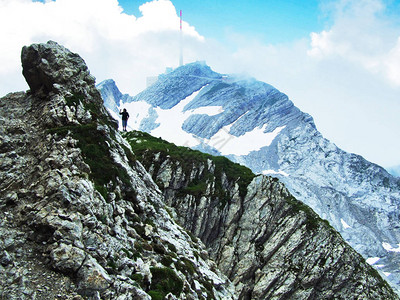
[98,62,400,292]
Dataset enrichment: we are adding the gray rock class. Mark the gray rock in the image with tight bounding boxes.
[21,41,90,96]
[0,250,12,266]
[50,243,86,273]
[0,41,235,299]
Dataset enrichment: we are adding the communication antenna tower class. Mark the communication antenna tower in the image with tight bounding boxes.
[179,10,183,66]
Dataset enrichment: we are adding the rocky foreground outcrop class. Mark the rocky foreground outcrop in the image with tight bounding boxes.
[0,41,234,299]
[0,41,398,299]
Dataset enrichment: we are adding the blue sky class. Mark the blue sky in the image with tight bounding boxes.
[120,0,323,44]
[1,0,400,169]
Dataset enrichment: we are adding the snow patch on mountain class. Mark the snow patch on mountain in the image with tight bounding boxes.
[341,218,351,229]
[367,257,381,265]
[150,89,206,147]
[203,123,285,156]
[106,100,153,131]
[376,264,385,268]
[262,169,289,177]
[383,242,400,253]
[116,81,286,156]
[121,101,152,130]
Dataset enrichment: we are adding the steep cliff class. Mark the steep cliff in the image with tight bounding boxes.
[124,130,397,299]
[0,41,398,299]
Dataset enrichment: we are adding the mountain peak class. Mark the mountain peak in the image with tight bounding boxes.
[172,61,218,77]
[131,61,222,109]
[99,56,400,293]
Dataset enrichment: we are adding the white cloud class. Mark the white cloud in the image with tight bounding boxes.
[0,0,204,96]
[302,0,400,168]
[0,0,399,168]
[308,0,400,86]
[384,37,400,86]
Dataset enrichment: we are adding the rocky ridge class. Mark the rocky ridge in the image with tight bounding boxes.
[0,41,234,299]
[124,130,398,299]
[0,41,398,299]
[98,64,400,291]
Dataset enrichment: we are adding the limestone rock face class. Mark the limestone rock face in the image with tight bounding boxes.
[0,41,234,299]
[21,41,94,96]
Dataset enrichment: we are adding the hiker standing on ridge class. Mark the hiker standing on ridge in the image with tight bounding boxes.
[119,108,129,131]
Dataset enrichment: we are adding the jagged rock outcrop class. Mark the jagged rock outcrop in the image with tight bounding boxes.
[22,41,95,97]
[0,41,235,299]
[124,131,398,299]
